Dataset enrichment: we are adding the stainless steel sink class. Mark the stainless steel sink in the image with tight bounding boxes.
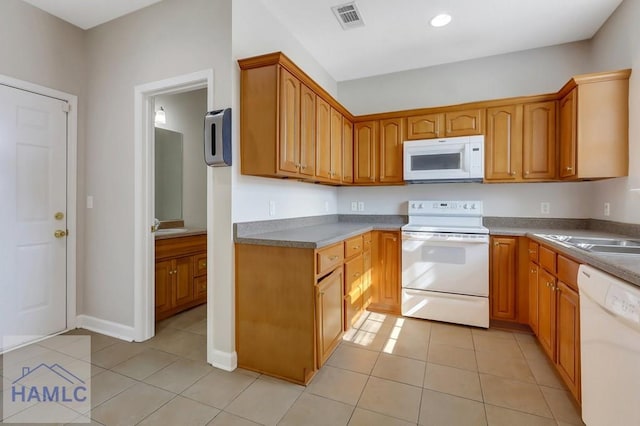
[540,234,640,255]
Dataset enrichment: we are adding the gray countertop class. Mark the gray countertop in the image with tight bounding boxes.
[235,222,403,249]
[235,215,640,287]
[490,226,640,287]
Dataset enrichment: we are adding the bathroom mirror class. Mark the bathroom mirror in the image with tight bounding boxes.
[155,127,183,221]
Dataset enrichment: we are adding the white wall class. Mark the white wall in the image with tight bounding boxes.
[338,182,592,218]
[0,0,88,313]
[338,42,592,115]
[155,89,208,228]
[231,0,339,223]
[83,0,232,330]
[336,42,595,218]
[587,0,640,224]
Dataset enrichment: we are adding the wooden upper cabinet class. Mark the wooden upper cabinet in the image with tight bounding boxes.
[407,113,444,140]
[354,121,378,183]
[559,90,577,179]
[330,108,343,182]
[342,119,354,184]
[379,118,404,183]
[523,101,557,180]
[485,105,523,181]
[278,68,301,175]
[299,84,316,177]
[445,108,485,137]
[558,70,630,180]
[315,96,332,181]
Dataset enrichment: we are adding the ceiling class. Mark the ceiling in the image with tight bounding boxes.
[20,0,623,81]
[21,0,162,30]
[260,0,623,81]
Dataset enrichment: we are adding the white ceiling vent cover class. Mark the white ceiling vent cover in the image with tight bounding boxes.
[331,2,365,30]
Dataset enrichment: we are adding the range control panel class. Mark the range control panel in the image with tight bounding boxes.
[408,200,483,216]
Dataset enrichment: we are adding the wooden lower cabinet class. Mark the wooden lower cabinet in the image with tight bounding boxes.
[528,261,539,335]
[537,267,557,360]
[490,237,518,321]
[155,234,207,321]
[556,281,580,399]
[369,231,401,314]
[316,267,345,366]
[528,240,581,403]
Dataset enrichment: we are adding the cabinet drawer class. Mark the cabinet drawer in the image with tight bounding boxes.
[194,275,207,299]
[344,254,364,293]
[528,241,539,262]
[557,255,579,291]
[194,253,208,277]
[539,246,556,273]
[317,243,344,276]
[345,235,364,258]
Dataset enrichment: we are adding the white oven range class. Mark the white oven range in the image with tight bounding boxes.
[401,200,489,328]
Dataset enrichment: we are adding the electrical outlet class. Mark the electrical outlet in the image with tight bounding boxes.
[351,201,358,211]
[269,200,276,217]
[604,202,611,217]
[86,196,93,209]
[358,202,365,212]
[540,202,550,215]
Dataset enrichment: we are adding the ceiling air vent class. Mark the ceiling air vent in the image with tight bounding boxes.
[331,2,365,30]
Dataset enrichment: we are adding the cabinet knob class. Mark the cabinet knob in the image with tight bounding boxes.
[530,269,536,273]
[565,166,573,172]
[510,171,517,176]
[524,171,530,176]
[354,246,360,250]
[354,272,361,277]
[329,255,339,261]
[494,242,500,246]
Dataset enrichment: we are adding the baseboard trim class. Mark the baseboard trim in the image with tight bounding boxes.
[209,349,237,371]
[76,315,135,342]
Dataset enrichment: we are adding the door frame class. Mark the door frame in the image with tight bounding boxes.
[0,74,78,332]
[133,70,214,347]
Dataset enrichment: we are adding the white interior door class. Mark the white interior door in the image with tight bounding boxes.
[0,84,68,352]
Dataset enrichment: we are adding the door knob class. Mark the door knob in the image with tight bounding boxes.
[54,229,68,238]
[54,212,64,220]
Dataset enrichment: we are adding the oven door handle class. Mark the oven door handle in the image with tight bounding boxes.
[402,232,489,244]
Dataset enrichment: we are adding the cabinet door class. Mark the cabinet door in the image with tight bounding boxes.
[299,84,316,177]
[528,262,539,335]
[373,231,400,312]
[330,108,343,182]
[315,97,332,180]
[556,281,580,400]
[490,237,518,321]
[155,259,173,316]
[445,109,485,137]
[194,275,207,301]
[354,121,378,183]
[344,285,362,331]
[345,254,363,294]
[174,256,194,307]
[523,101,557,180]
[537,268,557,360]
[379,118,404,183]
[316,266,344,366]
[362,245,372,309]
[406,113,444,140]
[342,118,354,184]
[485,105,523,181]
[559,89,577,179]
[278,68,300,175]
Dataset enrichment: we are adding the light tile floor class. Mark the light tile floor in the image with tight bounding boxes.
[0,306,585,425]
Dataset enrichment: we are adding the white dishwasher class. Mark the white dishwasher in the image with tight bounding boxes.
[578,265,640,426]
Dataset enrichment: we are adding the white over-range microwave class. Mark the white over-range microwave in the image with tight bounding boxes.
[403,135,484,182]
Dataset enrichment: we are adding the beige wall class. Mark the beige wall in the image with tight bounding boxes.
[155,89,208,228]
[83,0,232,328]
[0,0,88,314]
[587,0,640,224]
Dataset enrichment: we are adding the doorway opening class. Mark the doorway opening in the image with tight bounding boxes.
[133,71,214,364]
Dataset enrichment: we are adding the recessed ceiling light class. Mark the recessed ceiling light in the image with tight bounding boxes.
[430,13,452,28]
